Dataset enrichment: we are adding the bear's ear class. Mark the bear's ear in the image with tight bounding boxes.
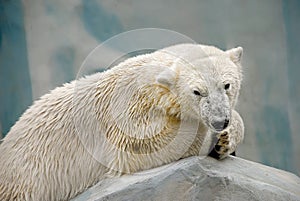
[226,47,243,64]
[156,58,180,87]
[156,68,176,87]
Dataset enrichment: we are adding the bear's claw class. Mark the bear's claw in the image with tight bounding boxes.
[208,130,235,159]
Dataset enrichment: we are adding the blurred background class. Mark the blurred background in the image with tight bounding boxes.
[0,0,299,175]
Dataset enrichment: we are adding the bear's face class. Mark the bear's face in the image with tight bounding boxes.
[157,45,243,132]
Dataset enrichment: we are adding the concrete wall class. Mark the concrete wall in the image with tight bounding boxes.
[0,0,299,175]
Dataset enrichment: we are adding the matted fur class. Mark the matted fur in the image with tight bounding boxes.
[0,44,244,201]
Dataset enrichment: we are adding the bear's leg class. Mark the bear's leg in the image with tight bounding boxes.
[209,110,244,160]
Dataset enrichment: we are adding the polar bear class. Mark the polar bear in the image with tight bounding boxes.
[0,43,244,201]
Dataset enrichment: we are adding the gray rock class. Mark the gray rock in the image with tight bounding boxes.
[72,156,300,201]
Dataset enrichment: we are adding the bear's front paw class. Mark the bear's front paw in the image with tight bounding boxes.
[208,130,235,160]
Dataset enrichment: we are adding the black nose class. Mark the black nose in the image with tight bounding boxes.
[212,119,229,131]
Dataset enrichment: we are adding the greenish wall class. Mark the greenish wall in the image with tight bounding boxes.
[0,0,32,137]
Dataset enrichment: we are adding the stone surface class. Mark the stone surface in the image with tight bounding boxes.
[72,156,300,201]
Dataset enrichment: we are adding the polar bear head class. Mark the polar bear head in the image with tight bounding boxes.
[156,44,243,132]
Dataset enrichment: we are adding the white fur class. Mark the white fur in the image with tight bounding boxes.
[0,43,244,201]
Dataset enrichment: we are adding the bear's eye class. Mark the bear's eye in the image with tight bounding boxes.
[193,88,208,97]
[224,83,230,90]
[193,90,201,96]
